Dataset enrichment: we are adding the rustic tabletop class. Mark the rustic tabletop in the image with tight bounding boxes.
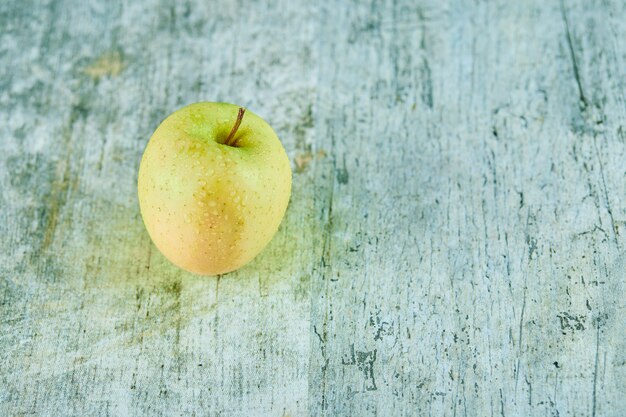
[1,0,625,416]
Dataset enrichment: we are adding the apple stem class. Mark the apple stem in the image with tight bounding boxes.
[224,107,246,146]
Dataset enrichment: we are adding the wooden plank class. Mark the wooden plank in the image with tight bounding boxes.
[1,0,624,416]
[1,0,317,416]
[309,0,625,415]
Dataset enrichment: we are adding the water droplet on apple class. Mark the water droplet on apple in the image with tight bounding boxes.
[184,215,191,224]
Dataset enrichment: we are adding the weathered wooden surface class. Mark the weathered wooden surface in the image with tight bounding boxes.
[1,0,625,415]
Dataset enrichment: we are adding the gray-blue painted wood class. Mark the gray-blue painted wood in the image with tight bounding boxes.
[1,0,624,415]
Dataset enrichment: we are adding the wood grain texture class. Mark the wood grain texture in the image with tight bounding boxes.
[1,0,624,416]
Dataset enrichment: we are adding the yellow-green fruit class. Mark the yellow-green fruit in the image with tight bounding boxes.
[138,102,292,275]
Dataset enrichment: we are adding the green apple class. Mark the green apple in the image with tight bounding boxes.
[138,102,292,275]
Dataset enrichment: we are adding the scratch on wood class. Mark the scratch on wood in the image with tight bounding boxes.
[591,135,621,249]
[559,0,588,110]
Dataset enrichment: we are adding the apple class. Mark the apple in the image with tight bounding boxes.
[138,102,292,275]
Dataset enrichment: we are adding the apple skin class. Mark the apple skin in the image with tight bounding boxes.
[138,102,291,275]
